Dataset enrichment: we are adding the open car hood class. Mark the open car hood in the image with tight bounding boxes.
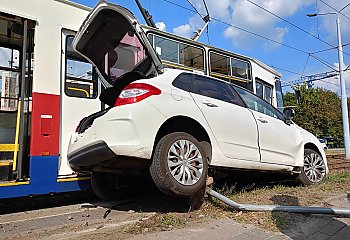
[72,1,162,88]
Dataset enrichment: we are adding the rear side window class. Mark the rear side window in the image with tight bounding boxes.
[192,75,239,104]
[172,73,192,92]
[65,36,98,98]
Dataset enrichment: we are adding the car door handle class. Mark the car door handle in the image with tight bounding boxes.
[257,118,268,123]
[202,100,218,107]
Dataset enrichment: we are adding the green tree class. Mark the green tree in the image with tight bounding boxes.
[283,86,344,146]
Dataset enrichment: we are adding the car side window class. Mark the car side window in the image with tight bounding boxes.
[192,75,240,105]
[233,85,284,120]
[172,73,193,92]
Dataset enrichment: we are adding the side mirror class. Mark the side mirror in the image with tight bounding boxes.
[283,108,295,124]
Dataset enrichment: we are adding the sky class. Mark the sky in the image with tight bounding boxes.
[59,0,350,95]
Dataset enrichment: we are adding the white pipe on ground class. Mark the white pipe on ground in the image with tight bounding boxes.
[207,188,350,216]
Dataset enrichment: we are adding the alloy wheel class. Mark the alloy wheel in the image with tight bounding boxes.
[303,152,326,183]
[167,140,204,186]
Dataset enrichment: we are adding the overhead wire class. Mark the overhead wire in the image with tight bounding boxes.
[339,2,350,13]
[161,0,339,72]
[246,0,350,58]
[310,46,337,54]
[318,0,350,21]
[206,25,211,45]
[317,79,350,91]
[316,0,320,39]
[202,0,211,45]
[269,65,303,76]
[161,0,350,89]
[301,55,310,78]
[202,0,209,15]
[186,0,202,17]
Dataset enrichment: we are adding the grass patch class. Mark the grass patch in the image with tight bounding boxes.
[117,171,350,236]
[327,171,350,183]
[207,170,350,232]
[121,212,207,235]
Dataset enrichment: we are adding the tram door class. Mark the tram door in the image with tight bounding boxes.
[59,30,102,176]
[0,13,34,181]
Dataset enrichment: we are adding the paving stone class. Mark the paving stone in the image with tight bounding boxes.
[307,232,330,240]
[319,220,346,236]
[245,228,275,239]
[328,225,350,240]
[232,233,262,240]
[266,235,291,240]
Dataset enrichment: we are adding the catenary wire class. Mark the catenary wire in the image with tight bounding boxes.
[339,2,350,13]
[301,55,310,77]
[318,0,350,21]
[246,0,350,58]
[161,0,339,72]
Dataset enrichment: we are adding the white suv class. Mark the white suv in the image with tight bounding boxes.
[67,2,328,200]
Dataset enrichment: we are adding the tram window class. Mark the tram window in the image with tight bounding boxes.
[154,35,178,63]
[0,47,20,69]
[255,81,263,99]
[231,58,250,79]
[147,34,153,47]
[179,43,204,70]
[265,85,272,104]
[65,36,97,99]
[275,79,284,109]
[255,78,273,104]
[209,52,230,76]
[0,47,20,111]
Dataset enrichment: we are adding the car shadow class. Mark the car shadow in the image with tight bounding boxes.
[271,195,350,240]
[0,190,97,215]
[84,177,195,213]
[0,179,192,216]
[212,168,298,194]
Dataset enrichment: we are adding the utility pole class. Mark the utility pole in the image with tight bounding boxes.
[336,14,350,158]
[308,11,350,158]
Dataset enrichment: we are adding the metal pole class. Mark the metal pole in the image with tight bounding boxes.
[207,188,350,216]
[336,15,350,159]
[17,19,28,179]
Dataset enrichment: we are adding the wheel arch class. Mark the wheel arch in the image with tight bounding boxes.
[304,142,322,156]
[153,115,212,163]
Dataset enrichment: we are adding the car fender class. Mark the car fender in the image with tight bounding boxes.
[296,125,329,173]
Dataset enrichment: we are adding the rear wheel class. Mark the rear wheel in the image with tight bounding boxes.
[91,172,130,200]
[297,149,327,185]
[150,132,208,197]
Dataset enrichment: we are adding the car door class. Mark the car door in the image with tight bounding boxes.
[190,75,260,162]
[233,86,303,166]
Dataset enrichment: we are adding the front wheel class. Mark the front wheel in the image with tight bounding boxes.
[150,132,208,197]
[297,149,327,185]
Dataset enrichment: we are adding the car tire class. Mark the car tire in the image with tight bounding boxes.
[297,149,327,186]
[91,172,127,200]
[150,132,208,197]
